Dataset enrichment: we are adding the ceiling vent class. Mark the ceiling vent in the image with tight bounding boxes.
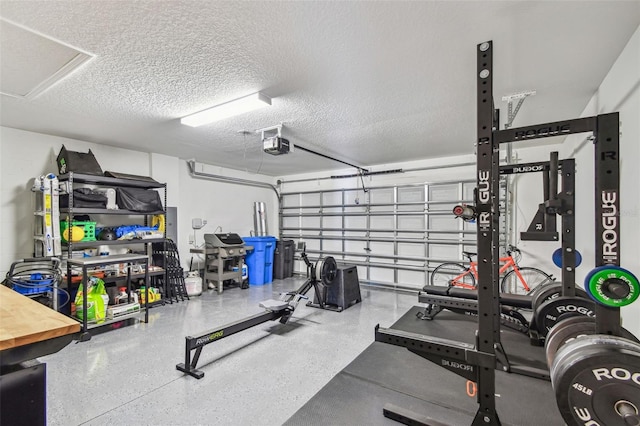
[0,18,94,99]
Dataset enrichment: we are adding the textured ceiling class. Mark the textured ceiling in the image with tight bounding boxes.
[0,1,638,176]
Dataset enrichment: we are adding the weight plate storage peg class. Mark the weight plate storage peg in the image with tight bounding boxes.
[532,296,596,338]
[551,335,640,426]
[584,265,640,308]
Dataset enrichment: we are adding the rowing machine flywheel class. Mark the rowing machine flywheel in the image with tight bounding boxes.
[317,256,338,286]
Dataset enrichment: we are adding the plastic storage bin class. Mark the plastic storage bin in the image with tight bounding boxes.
[243,236,276,285]
[60,220,97,242]
[274,239,295,280]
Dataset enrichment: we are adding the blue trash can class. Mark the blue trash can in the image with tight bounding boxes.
[243,236,277,285]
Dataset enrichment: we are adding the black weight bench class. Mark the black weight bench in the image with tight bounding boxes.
[417,286,532,336]
[421,285,533,309]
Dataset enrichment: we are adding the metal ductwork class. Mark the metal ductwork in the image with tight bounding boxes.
[186,160,280,198]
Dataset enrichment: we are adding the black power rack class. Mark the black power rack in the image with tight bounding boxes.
[375,40,622,425]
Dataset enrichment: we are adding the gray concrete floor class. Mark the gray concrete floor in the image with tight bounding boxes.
[42,277,416,425]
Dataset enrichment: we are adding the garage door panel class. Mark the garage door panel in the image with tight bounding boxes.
[369,188,394,211]
[344,190,365,205]
[398,215,424,230]
[301,193,320,205]
[355,265,367,281]
[344,216,366,229]
[398,270,426,288]
[323,216,343,228]
[398,242,425,258]
[428,214,458,229]
[322,239,343,252]
[301,216,321,228]
[305,239,321,251]
[428,244,460,261]
[463,183,475,200]
[369,267,394,283]
[369,241,394,257]
[322,192,342,206]
[429,184,459,202]
[282,194,300,208]
[398,186,424,212]
[370,215,394,229]
[345,240,366,253]
[282,217,299,229]
[323,230,343,237]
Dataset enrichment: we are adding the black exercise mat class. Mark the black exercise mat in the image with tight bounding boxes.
[286,306,564,426]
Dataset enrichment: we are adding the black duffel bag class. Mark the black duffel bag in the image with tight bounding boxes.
[60,188,108,208]
[116,187,163,212]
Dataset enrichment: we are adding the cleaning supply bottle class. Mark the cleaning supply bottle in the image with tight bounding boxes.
[115,287,128,304]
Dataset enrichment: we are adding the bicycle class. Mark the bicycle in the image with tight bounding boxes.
[429,245,554,295]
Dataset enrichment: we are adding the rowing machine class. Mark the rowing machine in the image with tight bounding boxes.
[176,250,335,379]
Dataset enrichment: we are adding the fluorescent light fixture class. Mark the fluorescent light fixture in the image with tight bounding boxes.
[181,92,271,127]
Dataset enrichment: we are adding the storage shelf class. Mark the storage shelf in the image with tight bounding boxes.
[63,238,166,249]
[140,299,165,308]
[58,172,164,189]
[60,207,164,215]
[57,171,168,340]
[101,269,165,283]
[80,311,143,329]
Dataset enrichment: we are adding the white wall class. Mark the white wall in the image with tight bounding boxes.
[177,160,279,272]
[0,127,278,276]
[513,25,640,337]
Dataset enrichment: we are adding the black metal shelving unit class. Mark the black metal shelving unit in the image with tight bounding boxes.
[58,172,168,339]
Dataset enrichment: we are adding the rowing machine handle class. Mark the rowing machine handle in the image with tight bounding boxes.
[300,251,313,268]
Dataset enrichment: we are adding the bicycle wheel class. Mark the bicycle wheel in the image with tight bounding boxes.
[500,267,554,295]
[430,263,476,288]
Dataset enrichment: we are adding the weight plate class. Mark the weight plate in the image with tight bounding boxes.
[545,318,640,368]
[552,335,640,426]
[551,335,640,388]
[319,256,338,287]
[551,335,640,396]
[552,248,583,269]
[531,283,564,310]
[531,282,587,313]
[545,317,596,367]
[532,296,596,338]
[585,265,640,307]
[551,334,607,386]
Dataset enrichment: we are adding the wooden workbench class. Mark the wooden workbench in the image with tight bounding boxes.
[1,285,80,426]
[0,284,79,353]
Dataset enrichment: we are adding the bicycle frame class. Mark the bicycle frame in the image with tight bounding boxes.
[451,255,531,291]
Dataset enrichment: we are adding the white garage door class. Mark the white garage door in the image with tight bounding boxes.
[280,179,505,290]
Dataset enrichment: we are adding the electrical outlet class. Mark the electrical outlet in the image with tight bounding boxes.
[188,234,194,244]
